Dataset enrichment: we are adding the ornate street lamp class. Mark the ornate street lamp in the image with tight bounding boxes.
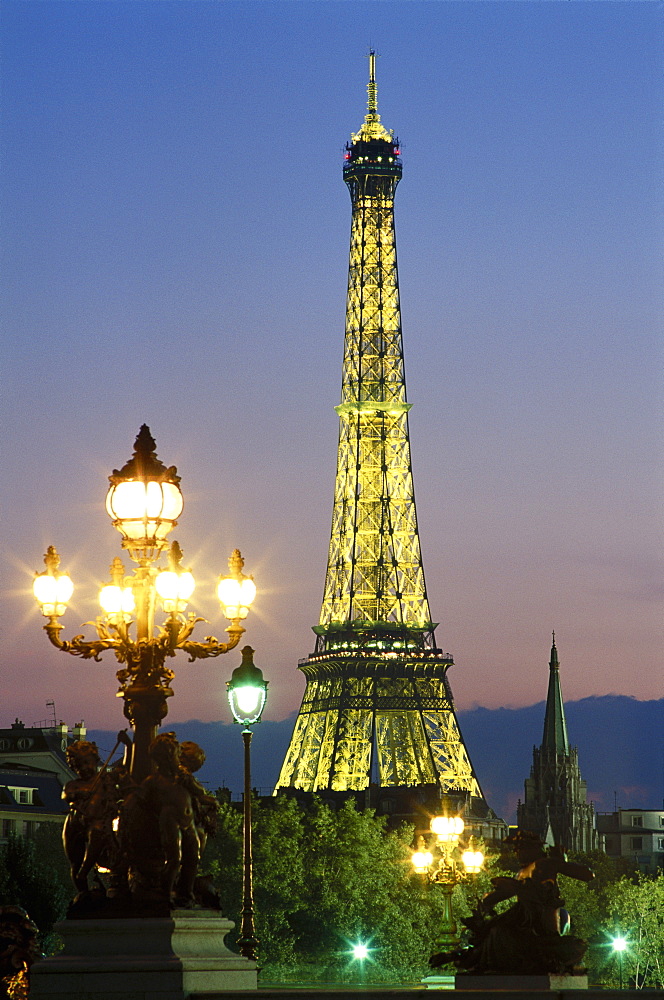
[33,425,256,782]
[411,814,484,951]
[227,646,268,961]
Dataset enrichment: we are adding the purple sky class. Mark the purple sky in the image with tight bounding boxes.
[2,1,661,732]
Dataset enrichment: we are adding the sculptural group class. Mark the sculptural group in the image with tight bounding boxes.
[431,831,594,977]
[62,732,219,915]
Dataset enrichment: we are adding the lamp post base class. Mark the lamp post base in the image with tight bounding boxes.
[29,910,257,999]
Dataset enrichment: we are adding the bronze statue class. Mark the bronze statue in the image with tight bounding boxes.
[61,731,221,914]
[62,740,124,897]
[431,831,594,976]
[119,733,200,909]
[178,741,218,854]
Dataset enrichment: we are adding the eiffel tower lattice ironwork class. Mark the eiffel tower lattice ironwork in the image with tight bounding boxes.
[275,54,483,797]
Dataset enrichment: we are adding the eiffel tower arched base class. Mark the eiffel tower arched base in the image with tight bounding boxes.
[274,647,491,806]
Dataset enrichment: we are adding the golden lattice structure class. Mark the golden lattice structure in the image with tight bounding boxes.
[275,54,482,798]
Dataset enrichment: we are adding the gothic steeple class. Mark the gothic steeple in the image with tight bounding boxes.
[542,632,570,753]
[517,635,598,852]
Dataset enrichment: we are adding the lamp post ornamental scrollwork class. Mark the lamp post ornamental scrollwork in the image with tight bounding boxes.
[412,815,484,951]
[32,424,256,785]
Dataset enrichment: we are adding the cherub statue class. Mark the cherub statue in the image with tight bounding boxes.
[120,733,200,908]
[178,741,218,854]
[432,831,594,976]
[62,740,122,897]
[177,740,221,909]
[148,733,199,905]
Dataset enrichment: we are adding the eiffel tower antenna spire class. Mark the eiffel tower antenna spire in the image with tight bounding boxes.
[275,57,484,801]
[367,49,378,114]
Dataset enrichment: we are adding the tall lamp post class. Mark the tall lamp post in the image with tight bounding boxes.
[227,646,268,961]
[612,936,627,989]
[32,425,257,783]
[412,815,484,951]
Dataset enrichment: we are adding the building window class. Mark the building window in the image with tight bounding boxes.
[658,838,664,850]
[604,837,613,850]
[631,816,643,827]
[1,819,13,837]
[630,837,643,850]
[9,787,34,805]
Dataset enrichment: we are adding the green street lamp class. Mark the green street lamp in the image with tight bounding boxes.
[227,646,268,961]
[612,935,627,989]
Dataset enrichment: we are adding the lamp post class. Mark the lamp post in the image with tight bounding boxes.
[227,645,268,961]
[32,425,256,782]
[412,815,484,951]
[612,935,627,989]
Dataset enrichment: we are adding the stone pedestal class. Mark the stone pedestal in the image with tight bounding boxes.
[421,973,456,989]
[29,910,257,1000]
[454,974,588,990]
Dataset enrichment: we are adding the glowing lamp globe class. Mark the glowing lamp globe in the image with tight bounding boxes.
[98,557,135,619]
[431,815,464,843]
[411,849,434,874]
[33,547,74,617]
[461,849,484,874]
[227,646,268,726]
[106,426,183,558]
[217,549,256,620]
[99,584,135,617]
[33,567,74,617]
[156,569,195,613]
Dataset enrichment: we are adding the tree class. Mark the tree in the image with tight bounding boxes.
[0,828,69,952]
[599,873,664,988]
[555,852,661,988]
[203,795,450,983]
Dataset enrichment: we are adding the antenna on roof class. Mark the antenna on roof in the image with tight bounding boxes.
[46,701,57,726]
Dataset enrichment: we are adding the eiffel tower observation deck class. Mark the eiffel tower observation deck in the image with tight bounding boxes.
[275,55,485,804]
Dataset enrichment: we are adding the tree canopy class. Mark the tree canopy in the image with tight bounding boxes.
[203,795,448,983]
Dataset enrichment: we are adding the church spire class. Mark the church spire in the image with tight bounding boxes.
[542,632,570,753]
[518,633,598,851]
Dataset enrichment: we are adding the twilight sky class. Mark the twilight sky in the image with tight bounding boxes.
[2,1,661,733]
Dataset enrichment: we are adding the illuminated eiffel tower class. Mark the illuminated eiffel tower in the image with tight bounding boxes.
[275,54,484,802]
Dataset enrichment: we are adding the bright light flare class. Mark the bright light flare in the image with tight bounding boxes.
[461,849,484,874]
[612,936,627,952]
[431,815,464,842]
[411,849,433,874]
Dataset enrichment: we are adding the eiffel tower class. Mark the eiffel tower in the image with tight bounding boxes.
[275,54,484,802]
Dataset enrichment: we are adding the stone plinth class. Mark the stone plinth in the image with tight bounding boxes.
[454,974,588,990]
[421,974,456,989]
[29,910,257,1000]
